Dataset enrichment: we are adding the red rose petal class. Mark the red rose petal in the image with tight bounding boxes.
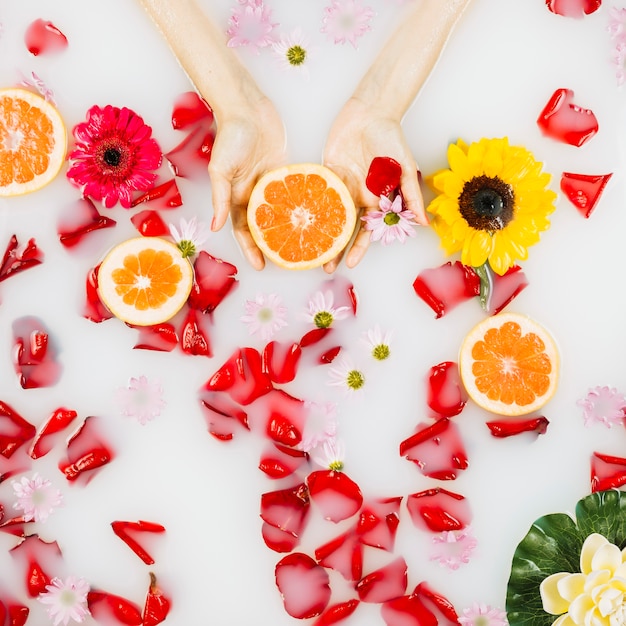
[259,443,308,479]
[172,91,214,130]
[180,309,212,357]
[0,401,36,459]
[58,416,114,484]
[87,590,143,625]
[275,553,331,620]
[355,556,408,604]
[130,210,170,237]
[24,19,68,56]
[263,341,302,384]
[133,323,178,352]
[262,521,301,553]
[315,529,363,581]
[83,264,114,323]
[406,488,471,532]
[537,88,599,147]
[7,603,30,626]
[111,520,166,565]
[10,535,62,598]
[319,346,342,364]
[29,407,79,459]
[560,172,612,218]
[488,265,529,315]
[300,327,332,347]
[591,451,626,492]
[13,317,62,389]
[399,418,469,480]
[366,156,402,198]
[307,470,363,523]
[198,391,249,441]
[0,235,44,284]
[261,390,306,446]
[58,197,116,248]
[165,124,215,179]
[546,0,602,17]
[381,594,437,626]
[312,599,360,626]
[356,496,402,551]
[426,362,467,418]
[260,482,310,539]
[188,251,238,314]
[413,581,460,626]
[486,416,549,439]
[131,178,183,210]
[413,261,480,319]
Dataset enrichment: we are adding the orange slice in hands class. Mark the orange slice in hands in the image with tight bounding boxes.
[97,237,193,327]
[247,163,357,270]
[459,312,559,416]
[0,87,67,196]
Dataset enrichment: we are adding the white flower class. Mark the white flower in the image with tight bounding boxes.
[303,290,350,329]
[169,216,209,257]
[272,28,313,76]
[240,292,288,341]
[361,324,394,360]
[38,576,90,626]
[328,356,366,394]
[12,473,63,522]
[313,437,346,471]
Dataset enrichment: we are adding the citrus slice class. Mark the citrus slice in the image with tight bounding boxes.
[247,163,357,270]
[458,312,559,416]
[0,87,67,196]
[97,237,193,327]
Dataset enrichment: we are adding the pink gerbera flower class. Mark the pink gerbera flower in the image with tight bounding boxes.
[66,105,162,208]
[362,194,417,244]
[321,0,375,48]
[577,385,626,428]
[38,576,90,625]
[226,0,278,54]
[430,528,477,570]
[458,603,508,626]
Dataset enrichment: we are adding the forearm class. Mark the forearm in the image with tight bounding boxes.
[352,0,472,120]
[136,0,266,121]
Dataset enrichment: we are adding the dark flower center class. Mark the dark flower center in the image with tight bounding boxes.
[103,147,122,167]
[458,175,514,231]
[96,139,132,178]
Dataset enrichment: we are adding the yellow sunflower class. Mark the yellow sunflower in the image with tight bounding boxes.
[426,137,557,275]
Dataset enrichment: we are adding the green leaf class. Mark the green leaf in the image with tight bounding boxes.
[505,490,626,626]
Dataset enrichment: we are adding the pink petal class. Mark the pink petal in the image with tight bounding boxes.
[24,19,68,56]
[275,553,331,619]
[413,262,480,319]
[57,197,116,248]
[560,172,612,218]
[537,88,599,147]
[260,483,310,539]
[259,443,308,479]
[406,488,472,532]
[198,391,249,441]
[188,251,238,314]
[399,418,469,480]
[356,497,402,551]
[261,522,301,553]
[307,470,363,523]
[355,556,408,604]
[315,529,363,581]
[426,362,467,418]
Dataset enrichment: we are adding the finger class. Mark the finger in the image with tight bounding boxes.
[344,218,372,268]
[230,204,265,271]
[322,246,346,274]
[400,167,428,226]
[208,169,232,231]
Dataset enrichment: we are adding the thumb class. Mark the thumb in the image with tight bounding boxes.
[209,170,232,231]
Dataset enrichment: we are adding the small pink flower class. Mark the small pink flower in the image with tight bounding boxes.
[362,194,418,245]
[429,528,477,570]
[67,105,162,208]
[577,385,626,428]
[608,6,626,39]
[303,290,350,329]
[313,436,346,470]
[299,400,338,452]
[38,576,90,626]
[12,473,63,522]
[458,603,508,626]
[321,0,375,48]
[20,71,56,104]
[611,40,626,86]
[226,0,278,54]
[115,375,166,425]
[241,292,288,341]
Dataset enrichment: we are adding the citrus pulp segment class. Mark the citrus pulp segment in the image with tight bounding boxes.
[458,312,559,416]
[247,163,357,270]
[0,87,67,196]
[97,237,193,327]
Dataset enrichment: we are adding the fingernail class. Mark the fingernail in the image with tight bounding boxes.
[211,216,217,231]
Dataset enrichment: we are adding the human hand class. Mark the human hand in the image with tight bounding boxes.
[322,97,427,272]
[208,97,287,270]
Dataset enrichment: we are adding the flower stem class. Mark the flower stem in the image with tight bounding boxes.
[473,263,492,311]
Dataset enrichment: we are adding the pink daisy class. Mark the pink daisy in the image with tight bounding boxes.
[20,71,56,104]
[577,385,626,428]
[362,194,417,245]
[115,375,166,425]
[458,603,508,626]
[38,576,90,625]
[298,400,338,452]
[12,472,63,522]
[321,0,375,48]
[608,6,626,39]
[611,41,626,86]
[430,528,477,570]
[226,0,278,54]
[240,292,288,341]
[66,104,162,208]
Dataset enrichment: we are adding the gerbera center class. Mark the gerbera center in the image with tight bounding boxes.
[346,369,365,390]
[383,212,400,226]
[286,45,307,66]
[314,311,334,329]
[458,175,514,231]
[103,147,122,167]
